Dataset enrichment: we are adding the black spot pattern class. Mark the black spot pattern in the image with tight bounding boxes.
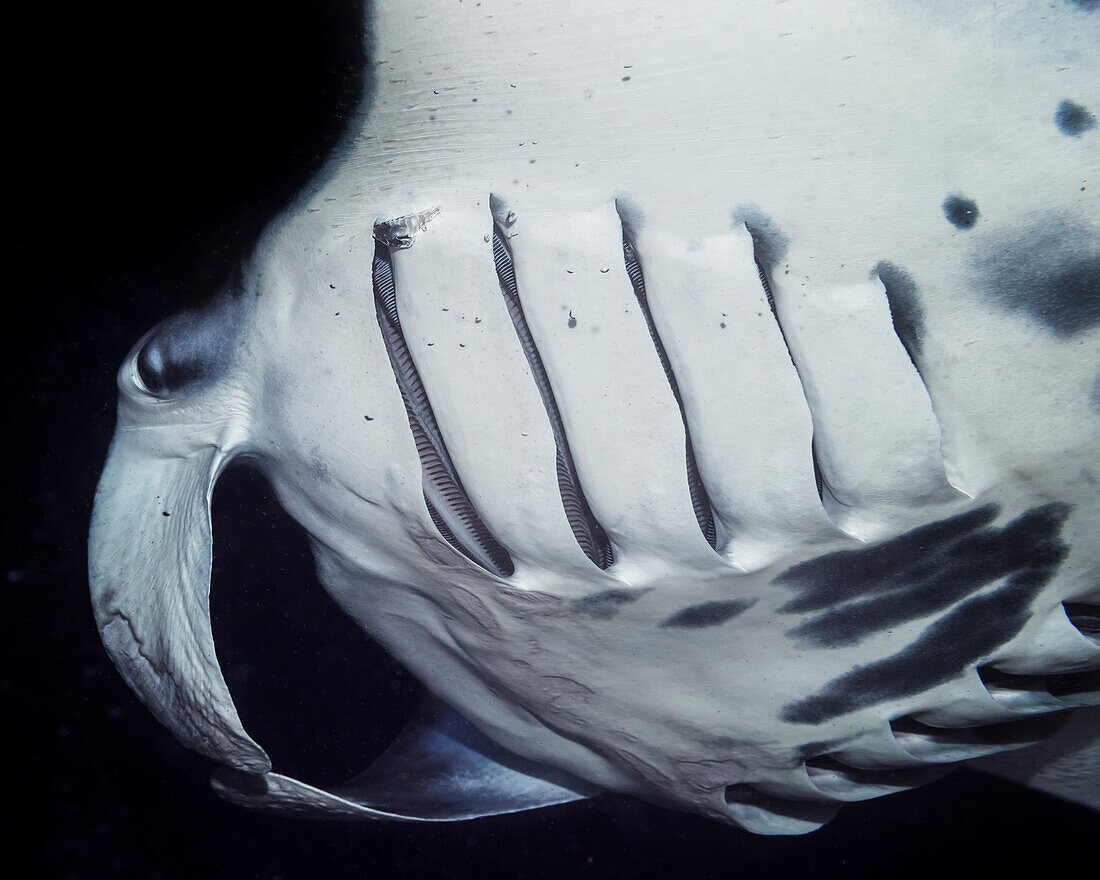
[779,505,1069,648]
[1054,100,1097,137]
[779,504,1071,724]
[973,216,1100,335]
[569,589,645,620]
[660,599,756,629]
[942,195,979,229]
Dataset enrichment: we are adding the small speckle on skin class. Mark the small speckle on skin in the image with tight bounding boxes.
[161,511,170,517]
[660,599,756,629]
[1055,100,1097,137]
[942,195,980,230]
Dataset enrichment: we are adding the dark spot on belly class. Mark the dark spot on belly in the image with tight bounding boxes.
[732,206,789,268]
[777,504,1070,649]
[971,214,1100,336]
[942,195,979,229]
[660,599,756,629]
[1054,100,1097,137]
[874,262,924,357]
[570,589,646,620]
[779,504,1071,724]
[1067,0,1097,12]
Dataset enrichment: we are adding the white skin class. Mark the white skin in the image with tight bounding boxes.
[90,0,1099,832]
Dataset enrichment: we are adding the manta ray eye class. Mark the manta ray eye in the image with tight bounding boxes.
[134,309,229,396]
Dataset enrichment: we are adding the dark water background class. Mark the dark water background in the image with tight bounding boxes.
[7,2,1097,877]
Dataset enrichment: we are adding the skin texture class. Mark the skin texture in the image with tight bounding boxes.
[89,0,1100,833]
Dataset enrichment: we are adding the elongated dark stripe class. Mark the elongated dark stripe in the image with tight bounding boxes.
[490,225,614,569]
[619,233,717,548]
[371,240,514,577]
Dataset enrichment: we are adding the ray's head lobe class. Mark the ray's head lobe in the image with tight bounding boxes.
[972,215,1100,336]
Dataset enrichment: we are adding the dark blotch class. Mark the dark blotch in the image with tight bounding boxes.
[1054,100,1097,137]
[733,206,789,269]
[942,195,980,230]
[570,589,646,620]
[973,215,1100,335]
[780,504,1071,724]
[1068,0,1098,10]
[660,599,756,629]
[780,504,1070,649]
[874,261,925,359]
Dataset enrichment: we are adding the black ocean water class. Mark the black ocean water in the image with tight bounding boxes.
[7,3,1097,877]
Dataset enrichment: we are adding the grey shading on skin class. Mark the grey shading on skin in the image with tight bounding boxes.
[1092,370,1100,413]
[780,504,1072,724]
[1054,100,1098,137]
[569,589,646,620]
[873,261,925,360]
[971,215,1100,336]
[942,195,980,230]
[1068,0,1098,10]
[659,599,756,629]
[778,505,1071,649]
[732,206,790,269]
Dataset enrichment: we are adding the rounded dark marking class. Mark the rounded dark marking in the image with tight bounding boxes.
[873,261,925,356]
[973,214,1100,336]
[732,206,789,268]
[1055,100,1097,137]
[942,195,979,230]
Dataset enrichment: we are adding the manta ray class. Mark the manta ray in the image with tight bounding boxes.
[88,0,1100,834]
